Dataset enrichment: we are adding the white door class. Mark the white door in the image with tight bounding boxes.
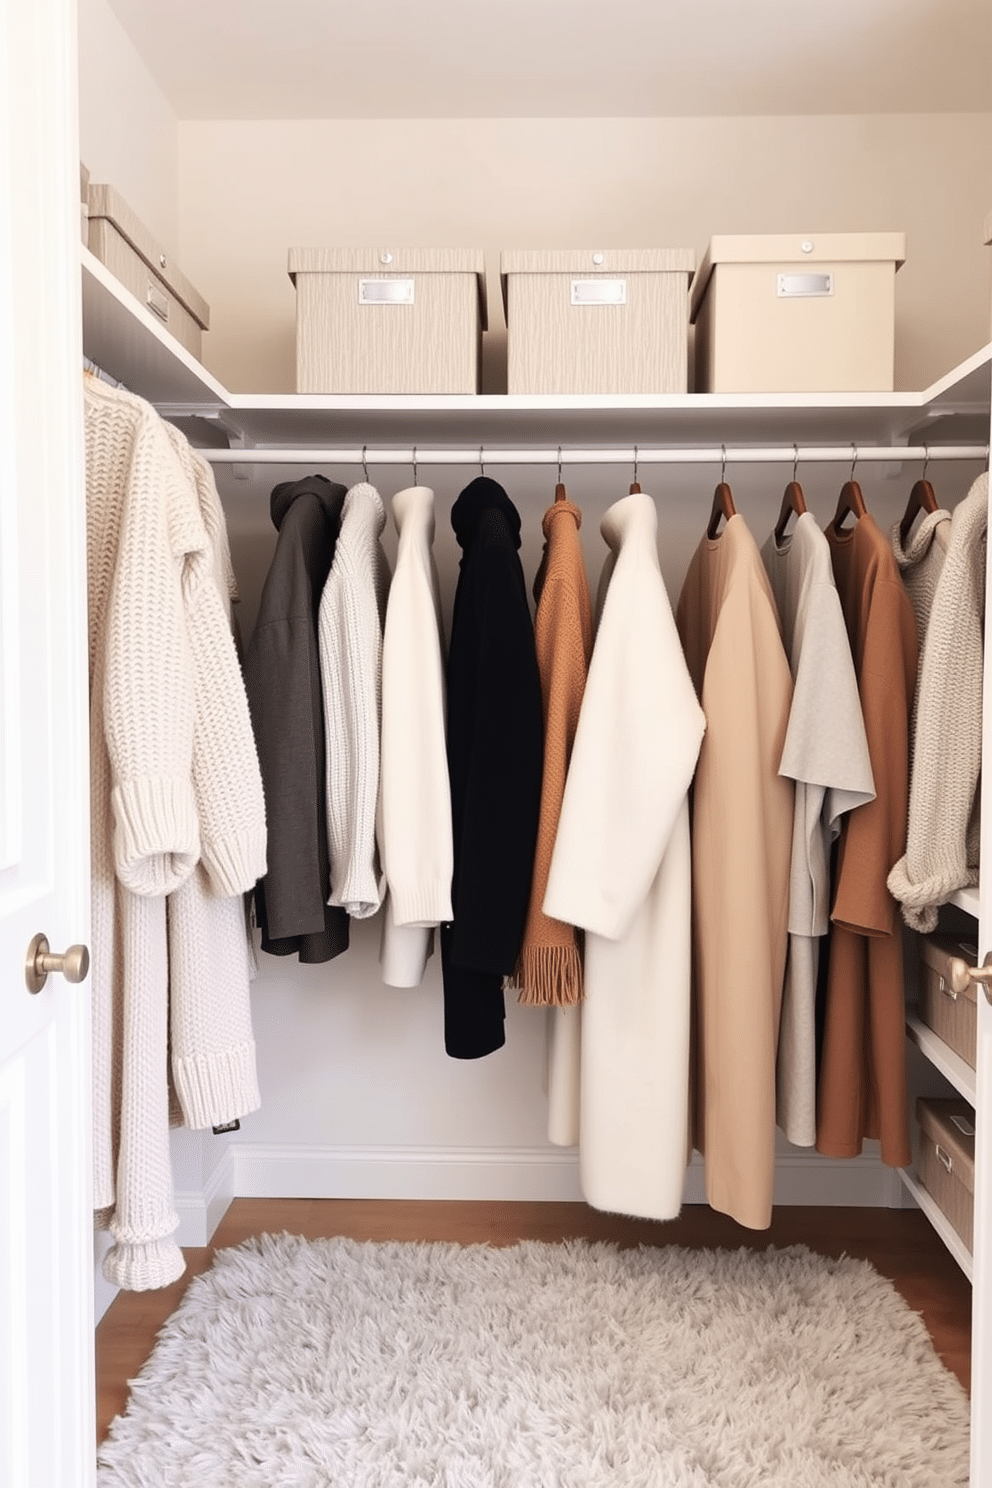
[0,0,95,1483]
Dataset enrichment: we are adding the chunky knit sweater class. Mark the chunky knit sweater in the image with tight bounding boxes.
[378,486,454,988]
[317,482,391,918]
[85,378,266,1291]
[888,472,988,930]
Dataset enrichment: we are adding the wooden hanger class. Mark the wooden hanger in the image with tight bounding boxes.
[899,451,939,544]
[833,447,867,532]
[774,480,807,544]
[774,449,806,544]
[707,446,736,538]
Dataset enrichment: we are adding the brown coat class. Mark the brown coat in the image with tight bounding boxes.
[817,512,918,1165]
[514,494,593,1006]
[676,514,795,1231]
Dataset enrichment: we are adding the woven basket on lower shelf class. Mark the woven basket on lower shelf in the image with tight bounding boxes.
[916,1097,976,1253]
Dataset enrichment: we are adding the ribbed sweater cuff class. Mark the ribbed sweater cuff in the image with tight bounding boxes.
[173,1039,261,1130]
[202,827,268,898]
[111,777,199,896]
[102,1235,186,1291]
[389,879,453,928]
[329,866,384,921]
[887,853,978,934]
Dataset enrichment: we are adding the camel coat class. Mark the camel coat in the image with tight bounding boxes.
[676,514,794,1231]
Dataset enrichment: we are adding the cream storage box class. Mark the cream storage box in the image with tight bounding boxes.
[87,183,210,360]
[689,232,905,393]
[500,249,695,395]
[916,1097,976,1253]
[288,248,487,394]
[918,931,978,1070]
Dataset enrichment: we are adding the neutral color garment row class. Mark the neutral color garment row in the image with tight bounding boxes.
[241,453,987,1236]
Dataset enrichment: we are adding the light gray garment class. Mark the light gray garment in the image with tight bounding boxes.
[762,513,875,1147]
[890,506,951,750]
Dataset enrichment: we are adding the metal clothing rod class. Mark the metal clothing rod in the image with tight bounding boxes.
[198,444,989,467]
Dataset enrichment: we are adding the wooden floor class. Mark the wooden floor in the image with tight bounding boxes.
[96,1200,973,1444]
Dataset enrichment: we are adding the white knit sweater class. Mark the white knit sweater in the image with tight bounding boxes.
[317,481,391,918]
[378,486,454,987]
[888,472,988,931]
[86,378,266,1290]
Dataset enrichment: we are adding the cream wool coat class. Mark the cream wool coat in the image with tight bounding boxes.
[544,493,705,1221]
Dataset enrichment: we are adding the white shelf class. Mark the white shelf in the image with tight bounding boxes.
[81,245,992,454]
[950,885,981,919]
[906,1012,978,1104]
[899,1168,974,1281]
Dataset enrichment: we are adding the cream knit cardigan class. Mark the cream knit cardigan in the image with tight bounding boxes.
[86,378,266,1290]
[317,481,391,918]
[888,471,988,930]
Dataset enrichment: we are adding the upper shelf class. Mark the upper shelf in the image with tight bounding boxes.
[81,247,992,450]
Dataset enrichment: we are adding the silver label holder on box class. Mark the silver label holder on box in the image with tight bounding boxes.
[570,278,627,306]
[777,272,833,298]
[359,277,415,305]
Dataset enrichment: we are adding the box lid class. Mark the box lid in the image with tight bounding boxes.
[288,247,488,329]
[919,931,979,1007]
[916,1097,976,1193]
[87,183,210,329]
[689,231,906,323]
[500,248,695,319]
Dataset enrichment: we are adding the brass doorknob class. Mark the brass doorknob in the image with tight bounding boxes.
[947,950,992,1005]
[25,933,90,995]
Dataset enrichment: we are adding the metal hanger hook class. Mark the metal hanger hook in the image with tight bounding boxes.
[720,444,727,483]
[922,444,930,481]
[479,444,485,476]
[557,445,563,484]
[792,443,799,484]
[850,443,858,481]
[633,444,639,487]
[412,445,418,485]
[361,444,369,483]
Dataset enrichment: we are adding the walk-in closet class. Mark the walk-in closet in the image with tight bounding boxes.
[2,0,991,1481]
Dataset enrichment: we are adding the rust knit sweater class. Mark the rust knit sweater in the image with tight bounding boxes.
[514,492,593,1006]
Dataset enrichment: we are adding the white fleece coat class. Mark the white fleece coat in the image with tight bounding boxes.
[543,493,705,1221]
[378,487,454,987]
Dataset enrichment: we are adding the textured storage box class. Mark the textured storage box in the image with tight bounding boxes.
[689,232,905,392]
[916,1097,976,1252]
[919,932,978,1069]
[87,183,210,359]
[500,249,695,394]
[288,248,487,394]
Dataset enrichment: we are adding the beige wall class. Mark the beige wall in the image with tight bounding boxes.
[178,112,992,394]
[77,0,179,254]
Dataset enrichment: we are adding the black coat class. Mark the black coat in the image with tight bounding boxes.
[244,475,350,964]
[442,478,543,1058]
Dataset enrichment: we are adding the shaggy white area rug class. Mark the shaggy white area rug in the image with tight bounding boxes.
[97,1233,969,1488]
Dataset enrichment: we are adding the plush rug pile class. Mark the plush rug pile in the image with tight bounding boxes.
[97,1233,969,1487]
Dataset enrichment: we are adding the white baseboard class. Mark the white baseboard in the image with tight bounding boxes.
[229,1142,906,1208]
[175,1145,236,1247]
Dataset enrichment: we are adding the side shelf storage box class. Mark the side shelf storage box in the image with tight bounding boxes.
[918,931,979,1069]
[916,1097,976,1253]
[87,183,210,360]
[500,249,695,394]
[289,248,487,394]
[689,232,905,392]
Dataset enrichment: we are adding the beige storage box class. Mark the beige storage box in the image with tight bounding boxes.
[689,232,905,393]
[500,249,695,395]
[918,931,979,1069]
[288,248,487,394]
[916,1097,976,1252]
[87,183,210,360]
